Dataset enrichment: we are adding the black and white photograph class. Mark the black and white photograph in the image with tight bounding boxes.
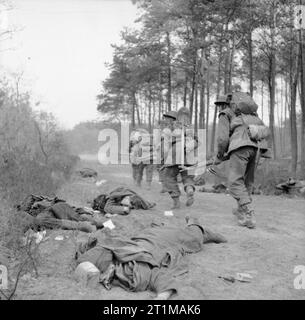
[0,0,304,305]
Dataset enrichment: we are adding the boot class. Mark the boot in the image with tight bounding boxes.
[245,210,256,229]
[232,206,244,220]
[171,197,181,210]
[202,228,228,244]
[185,186,195,207]
[99,263,115,290]
[237,204,256,229]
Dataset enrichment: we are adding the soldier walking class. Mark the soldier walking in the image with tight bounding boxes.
[215,92,270,229]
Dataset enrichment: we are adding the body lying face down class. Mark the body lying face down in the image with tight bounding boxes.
[76,218,227,299]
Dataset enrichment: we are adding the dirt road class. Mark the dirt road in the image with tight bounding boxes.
[16,160,305,300]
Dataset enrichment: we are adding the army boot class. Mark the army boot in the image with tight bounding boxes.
[237,204,256,229]
[185,186,195,207]
[232,205,244,220]
[171,197,181,210]
[245,209,256,229]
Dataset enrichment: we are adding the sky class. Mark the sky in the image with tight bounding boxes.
[0,0,139,129]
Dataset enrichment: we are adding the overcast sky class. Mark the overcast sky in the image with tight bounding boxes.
[0,0,138,129]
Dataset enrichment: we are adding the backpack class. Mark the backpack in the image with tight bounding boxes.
[228,92,270,142]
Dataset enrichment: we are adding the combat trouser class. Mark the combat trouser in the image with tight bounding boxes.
[228,146,257,207]
[157,164,165,183]
[131,164,138,183]
[163,165,195,199]
[135,163,154,186]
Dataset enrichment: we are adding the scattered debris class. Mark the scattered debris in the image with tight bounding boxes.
[218,275,235,283]
[24,230,47,245]
[103,219,116,230]
[164,211,174,217]
[96,180,107,187]
[219,272,255,284]
[235,273,253,283]
[55,236,64,241]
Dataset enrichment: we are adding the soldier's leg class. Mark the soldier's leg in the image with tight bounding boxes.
[158,165,168,193]
[245,149,258,198]
[132,164,137,185]
[163,165,181,209]
[145,164,154,189]
[181,169,195,207]
[243,148,258,228]
[136,163,145,187]
[228,147,255,228]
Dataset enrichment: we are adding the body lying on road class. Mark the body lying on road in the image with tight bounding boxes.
[76,218,227,299]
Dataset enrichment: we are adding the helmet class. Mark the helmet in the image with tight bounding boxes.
[163,110,178,120]
[214,95,229,105]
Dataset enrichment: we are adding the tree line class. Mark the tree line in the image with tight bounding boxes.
[97,0,305,178]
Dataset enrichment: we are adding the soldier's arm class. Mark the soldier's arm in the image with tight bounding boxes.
[216,114,230,159]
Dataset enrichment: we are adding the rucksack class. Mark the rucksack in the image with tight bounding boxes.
[228,92,270,142]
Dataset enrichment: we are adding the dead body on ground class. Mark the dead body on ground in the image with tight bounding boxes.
[75,218,227,300]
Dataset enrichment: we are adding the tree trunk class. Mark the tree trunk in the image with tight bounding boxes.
[189,54,197,123]
[183,75,188,108]
[199,50,206,130]
[148,86,152,132]
[206,58,210,151]
[299,26,305,177]
[290,55,300,178]
[269,12,277,159]
[158,73,162,123]
[228,34,236,93]
[261,81,264,121]
[210,45,222,154]
[166,31,172,112]
[248,31,254,97]
[268,69,277,159]
[194,83,198,132]
[210,106,218,154]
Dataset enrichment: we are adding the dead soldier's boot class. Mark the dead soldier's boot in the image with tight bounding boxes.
[171,197,181,210]
[202,228,228,244]
[185,186,195,207]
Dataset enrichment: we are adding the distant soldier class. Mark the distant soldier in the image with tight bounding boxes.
[162,107,198,209]
[215,92,270,229]
[155,111,178,193]
[130,129,154,189]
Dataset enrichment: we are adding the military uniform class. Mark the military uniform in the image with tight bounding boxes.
[162,108,197,209]
[216,93,269,229]
[156,111,178,192]
[130,131,154,188]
